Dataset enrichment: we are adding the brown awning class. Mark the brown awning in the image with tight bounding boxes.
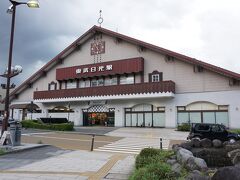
[10,103,39,110]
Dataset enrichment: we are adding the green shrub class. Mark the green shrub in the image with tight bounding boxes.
[0,149,5,156]
[135,148,174,169]
[177,123,190,131]
[21,120,74,131]
[130,162,175,180]
[229,129,240,134]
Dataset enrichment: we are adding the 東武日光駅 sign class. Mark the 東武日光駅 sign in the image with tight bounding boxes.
[56,57,144,80]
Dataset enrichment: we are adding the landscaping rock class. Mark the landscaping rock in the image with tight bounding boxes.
[167,159,177,165]
[194,157,208,171]
[212,166,240,180]
[186,170,210,180]
[191,138,201,148]
[225,144,240,152]
[170,155,177,159]
[171,162,182,176]
[180,141,193,150]
[186,157,208,171]
[172,144,180,152]
[228,149,240,158]
[177,148,193,164]
[212,139,222,148]
[200,138,212,148]
[232,152,240,165]
[223,141,230,147]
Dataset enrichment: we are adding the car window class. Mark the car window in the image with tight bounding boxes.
[212,125,224,132]
[196,124,210,131]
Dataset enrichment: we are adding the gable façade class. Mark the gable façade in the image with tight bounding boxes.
[11,26,240,103]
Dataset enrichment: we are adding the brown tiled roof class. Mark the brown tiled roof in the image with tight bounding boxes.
[9,25,240,101]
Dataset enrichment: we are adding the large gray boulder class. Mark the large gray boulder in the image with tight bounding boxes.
[212,166,240,180]
[186,170,210,180]
[186,157,208,171]
[180,141,193,150]
[172,144,180,153]
[171,162,182,176]
[176,148,193,164]
[167,159,177,165]
[191,138,201,148]
[212,139,222,148]
[200,138,212,148]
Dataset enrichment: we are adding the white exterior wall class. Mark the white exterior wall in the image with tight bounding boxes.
[10,30,240,128]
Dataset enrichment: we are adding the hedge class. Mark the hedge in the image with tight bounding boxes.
[177,123,191,131]
[21,120,74,131]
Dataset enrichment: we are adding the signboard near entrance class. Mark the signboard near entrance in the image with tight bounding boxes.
[0,131,11,145]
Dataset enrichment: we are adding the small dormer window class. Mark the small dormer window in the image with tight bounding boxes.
[152,74,160,82]
[48,81,57,90]
[149,71,163,82]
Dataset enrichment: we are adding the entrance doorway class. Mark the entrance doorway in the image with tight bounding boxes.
[83,105,115,127]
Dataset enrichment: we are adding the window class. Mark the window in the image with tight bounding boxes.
[48,81,57,90]
[80,80,90,88]
[196,124,210,131]
[66,80,76,89]
[152,74,160,82]
[211,125,223,132]
[120,75,134,84]
[148,71,162,82]
[105,77,118,86]
[177,103,229,127]
[91,79,104,87]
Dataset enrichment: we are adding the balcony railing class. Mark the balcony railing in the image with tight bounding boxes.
[34,81,175,100]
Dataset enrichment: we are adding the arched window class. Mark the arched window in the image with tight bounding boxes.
[177,101,229,127]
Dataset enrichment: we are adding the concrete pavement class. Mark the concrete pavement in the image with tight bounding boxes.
[0,127,188,179]
[0,147,134,180]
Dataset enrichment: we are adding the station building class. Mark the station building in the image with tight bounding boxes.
[8,26,240,128]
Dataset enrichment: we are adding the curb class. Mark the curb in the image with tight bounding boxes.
[2,144,50,155]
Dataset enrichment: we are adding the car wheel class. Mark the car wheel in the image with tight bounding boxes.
[228,138,236,143]
[193,136,201,140]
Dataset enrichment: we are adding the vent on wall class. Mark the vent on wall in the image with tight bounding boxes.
[165,55,175,62]
[138,46,146,53]
[193,65,204,73]
[229,78,240,86]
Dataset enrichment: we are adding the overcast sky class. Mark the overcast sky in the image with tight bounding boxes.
[1,0,240,85]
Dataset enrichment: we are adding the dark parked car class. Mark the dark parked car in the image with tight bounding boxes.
[187,123,240,143]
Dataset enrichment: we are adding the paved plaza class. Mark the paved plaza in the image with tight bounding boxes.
[0,127,188,179]
[0,147,134,180]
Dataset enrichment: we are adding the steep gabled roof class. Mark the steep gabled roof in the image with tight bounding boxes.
[9,25,240,101]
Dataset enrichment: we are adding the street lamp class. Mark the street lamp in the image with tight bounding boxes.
[1,0,39,136]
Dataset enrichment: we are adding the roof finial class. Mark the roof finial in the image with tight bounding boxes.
[98,10,103,27]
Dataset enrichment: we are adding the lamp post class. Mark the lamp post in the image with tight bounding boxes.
[1,0,39,136]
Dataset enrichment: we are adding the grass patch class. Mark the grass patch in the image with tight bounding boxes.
[21,120,74,131]
[130,162,175,180]
[136,148,174,169]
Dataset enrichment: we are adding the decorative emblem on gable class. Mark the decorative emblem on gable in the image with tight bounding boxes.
[91,41,105,55]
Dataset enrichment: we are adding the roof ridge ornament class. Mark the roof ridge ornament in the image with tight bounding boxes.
[98,10,103,27]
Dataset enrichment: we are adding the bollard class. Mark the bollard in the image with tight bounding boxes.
[90,134,95,151]
[160,138,163,150]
